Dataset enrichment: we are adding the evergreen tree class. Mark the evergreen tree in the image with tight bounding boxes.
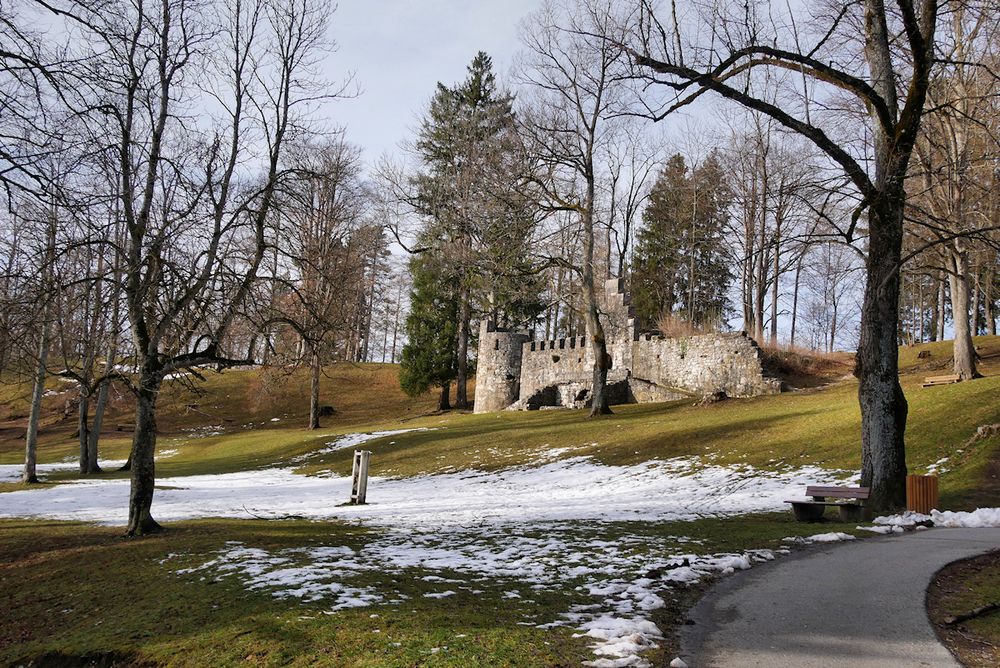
[631,151,732,329]
[406,51,543,408]
[399,252,458,410]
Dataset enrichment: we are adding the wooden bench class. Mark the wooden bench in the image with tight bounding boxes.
[922,374,960,387]
[785,486,871,522]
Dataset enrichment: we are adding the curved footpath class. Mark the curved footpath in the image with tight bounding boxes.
[681,527,1000,667]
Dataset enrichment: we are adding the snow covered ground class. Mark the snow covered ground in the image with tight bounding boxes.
[875,508,1000,529]
[0,456,848,527]
[0,443,855,667]
[0,459,127,484]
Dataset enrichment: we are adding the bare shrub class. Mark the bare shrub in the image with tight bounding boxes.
[656,313,712,338]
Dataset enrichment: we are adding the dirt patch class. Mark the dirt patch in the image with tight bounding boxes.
[927,550,1000,667]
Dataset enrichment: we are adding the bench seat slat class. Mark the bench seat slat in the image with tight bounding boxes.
[785,499,863,506]
[805,486,869,499]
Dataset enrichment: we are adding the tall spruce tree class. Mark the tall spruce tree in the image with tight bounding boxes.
[632,152,732,329]
[399,252,458,410]
[407,51,541,408]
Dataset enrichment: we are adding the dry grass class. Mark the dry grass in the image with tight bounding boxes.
[656,313,713,338]
[0,363,439,465]
[757,343,855,388]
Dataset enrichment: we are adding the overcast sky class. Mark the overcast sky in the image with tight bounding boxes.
[326,1,543,168]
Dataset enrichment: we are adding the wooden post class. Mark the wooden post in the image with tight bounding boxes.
[906,474,939,515]
[350,450,371,505]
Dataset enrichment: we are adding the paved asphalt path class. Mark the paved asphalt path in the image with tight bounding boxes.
[680,527,1000,667]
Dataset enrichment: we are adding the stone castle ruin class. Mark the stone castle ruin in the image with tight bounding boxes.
[474,278,781,413]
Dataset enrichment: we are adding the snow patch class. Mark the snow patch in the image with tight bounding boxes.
[0,455,852,527]
[783,532,855,544]
[290,429,433,464]
[874,508,1000,529]
[856,525,903,535]
[0,461,126,484]
[930,508,1000,528]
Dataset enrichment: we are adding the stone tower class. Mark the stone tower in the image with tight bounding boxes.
[473,321,530,413]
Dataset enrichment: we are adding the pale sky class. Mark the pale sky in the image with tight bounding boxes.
[326,1,543,168]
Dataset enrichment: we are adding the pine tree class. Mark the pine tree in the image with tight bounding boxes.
[408,52,543,408]
[399,252,458,410]
[631,151,732,329]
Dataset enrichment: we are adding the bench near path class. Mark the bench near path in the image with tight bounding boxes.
[681,527,1000,667]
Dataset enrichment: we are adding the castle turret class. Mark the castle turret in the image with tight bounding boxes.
[474,321,529,413]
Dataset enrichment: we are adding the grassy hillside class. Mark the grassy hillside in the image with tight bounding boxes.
[2,337,999,508]
[1,337,997,667]
[0,363,439,467]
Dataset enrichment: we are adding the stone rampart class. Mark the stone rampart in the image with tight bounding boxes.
[473,280,780,413]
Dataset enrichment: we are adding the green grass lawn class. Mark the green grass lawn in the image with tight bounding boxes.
[0,514,870,668]
[0,337,998,666]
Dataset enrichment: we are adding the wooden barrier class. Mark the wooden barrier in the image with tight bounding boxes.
[906,474,938,514]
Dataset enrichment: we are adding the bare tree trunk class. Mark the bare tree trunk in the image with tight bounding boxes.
[88,377,110,473]
[754,228,766,341]
[308,351,321,429]
[438,382,451,411]
[937,273,947,341]
[770,204,782,345]
[88,294,121,475]
[455,283,470,410]
[390,284,401,363]
[830,297,838,354]
[78,392,90,473]
[790,253,803,348]
[126,374,163,536]
[753,156,768,342]
[947,249,978,379]
[985,260,996,336]
[918,280,925,343]
[970,261,980,336]
[583,186,612,417]
[857,195,908,512]
[23,314,50,484]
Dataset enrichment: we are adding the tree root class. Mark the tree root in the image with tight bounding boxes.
[944,601,1000,626]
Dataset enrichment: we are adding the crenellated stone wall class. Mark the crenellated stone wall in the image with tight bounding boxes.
[473,279,780,413]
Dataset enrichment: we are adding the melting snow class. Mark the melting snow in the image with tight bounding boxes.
[0,456,848,527]
[289,428,433,464]
[875,508,1000,529]
[172,529,776,668]
[0,439,854,667]
[0,460,127,484]
[782,532,856,544]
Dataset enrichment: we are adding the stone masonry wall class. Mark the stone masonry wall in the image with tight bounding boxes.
[473,280,780,413]
[631,332,781,398]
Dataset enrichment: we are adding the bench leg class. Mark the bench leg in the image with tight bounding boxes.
[838,505,866,523]
[791,503,826,522]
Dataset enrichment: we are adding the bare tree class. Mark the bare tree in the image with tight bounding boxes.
[518,0,637,416]
[268,138,368,429]
[615,0,940,509]
[20,200,57,483]
[906,4,999,378]
[603,122,658,278]
[48,0,343,534]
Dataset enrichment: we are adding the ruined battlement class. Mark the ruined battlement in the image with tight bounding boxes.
[474,280,780,413]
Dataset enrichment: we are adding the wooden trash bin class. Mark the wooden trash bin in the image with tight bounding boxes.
[906,474,938,515]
